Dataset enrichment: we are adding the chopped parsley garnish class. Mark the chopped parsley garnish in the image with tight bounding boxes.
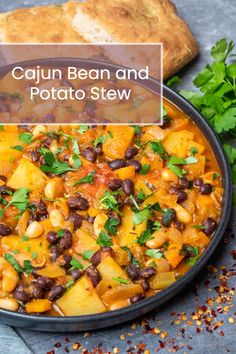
[104,217,120,235]
[162,208,176,227]
[72,154,82,168]
[57,229,64,238]
[94,134,107,147]
[139,164,151,175]
[192,224,206,230]
[23,260,33,274]
[99,191,119,212]
[121,246,140,267]
[82,250,95,260]
[96,230,113,247]
[145,249,163,259]
[72,139,80,154]
[70,258,83,270]
[40,149,74,175]
[153,221,162,231]
[190,146,198,155]
[137,221,153,245]
[4,253,22,273]
[213,172,219,180]
[18,132,33,144]
[151,141,169,160]
[7,188,30,213]
[78,125,89,134]
[112,277,129,285]
[73,170,95,186]
[133,208,150,226]
[12,145,24,152]
[22,234,29,242]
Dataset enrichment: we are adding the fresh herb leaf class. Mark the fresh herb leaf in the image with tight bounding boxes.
[137,221,153,245]
[7,188,30,212]
[145,249,163,259]
[132,125,142,134]
[72,139,80,154]
[97,230,113,247]
[94,134,107,147]
[213,172,219,180]
[150,141,169,160]
[57,229,64,238]
[162,208,176,227]
[78,125,89,134]
[104,217,120,235]
[112,277,129,285]
[19,133,33,144]
[82,250,94,260]
[133,208,150,226]
[166,75,181,87]
[73,170,95,186]
[139,164,151,175]
[72,154,82,168]
[4,253,22,272]
[153,221,162,231]
[70,258,83,270]
[167,164,186,178]
[99,191,119,212]
[41,160,74,175]
[121,246,140,267]
[23,260,33,274]
[192,224,206,230]
[12,145,23,152]
[22,234,29,241]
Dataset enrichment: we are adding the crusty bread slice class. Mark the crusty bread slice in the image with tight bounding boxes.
[72,0,198,79]
[0,1,85,43]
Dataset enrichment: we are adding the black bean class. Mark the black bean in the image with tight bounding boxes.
[130,293,145,304]
[176,190,187,203]
[139,279,150,292]
[127,159,142,172]
[203,218,217,236]
[33,276,54,290]
[82,147,97,162]
[194,178,204,187]
[122,179,134,196]
[94,143,103,156]
[125,146,138,160]
[200,183,213,195]
[86,266,101,287]
[161,116,171,129]
[0,223,12,236]
[50,246,61,262]
[58,229,73,251]
[63,254,72,269]
[109,159,126,170]
[67,196,89,210]
[173,220,185,231]
[43,136,53,147]
[107,178,122,191]
[127,264,140,281]
[178,177,190,190]
[86,215,95,223]
[90,250,102,266]
[14,285,31,303]
[48,285,65,301]
[114,193,123,207]
[139,267,157,279]
[46,231,58,244]
[70,269,83,281]
[68,212,83,231]
[30,284,44,299]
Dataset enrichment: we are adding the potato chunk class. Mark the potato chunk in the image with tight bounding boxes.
[56,275,106,316]
[103,126,134,159]
[7,158,48,190]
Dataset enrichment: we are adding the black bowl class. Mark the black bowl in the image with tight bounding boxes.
[0,58,232,331]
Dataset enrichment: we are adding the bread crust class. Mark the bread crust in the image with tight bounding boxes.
[74,0,198,78]
[0,2,85,43]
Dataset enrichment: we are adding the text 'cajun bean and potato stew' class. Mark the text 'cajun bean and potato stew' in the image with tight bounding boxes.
[0,101,222,316]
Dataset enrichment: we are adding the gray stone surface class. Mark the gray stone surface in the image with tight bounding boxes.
[0,0,235,353]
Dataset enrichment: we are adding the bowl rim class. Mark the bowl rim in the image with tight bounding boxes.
[0,58,232,328]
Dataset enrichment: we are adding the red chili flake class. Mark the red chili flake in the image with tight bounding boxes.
[179,328,185,334]
[47,351,55,354]
[231,250,236,260]
[65,337,71,343]
[196,327,202,333]
[188,346,193,350]
[201,305,207,312]
[64,347,70,353]
[170,312,176,316]
[219,331,225,336]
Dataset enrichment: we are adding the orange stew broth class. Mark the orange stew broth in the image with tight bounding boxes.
[0,99,222,316]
